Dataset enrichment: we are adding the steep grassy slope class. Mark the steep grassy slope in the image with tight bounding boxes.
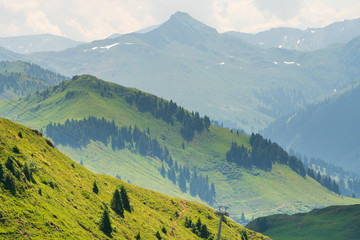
[0,118,268,239]
[246,204,360,240]
[0,75,359,221]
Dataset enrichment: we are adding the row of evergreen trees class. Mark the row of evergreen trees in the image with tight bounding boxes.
[99,185,131,235]
[226,133,305,175]
[307,168,340,194]
[126,91,210,141]
[46,116,216,204]
[225,133,341,194]
[160,162,216,205]
[184,217,212,239]
[46,116,172,163]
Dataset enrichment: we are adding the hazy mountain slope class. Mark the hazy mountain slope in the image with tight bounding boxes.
[0,61,67,98]
[246,204,360,240]
[28,12,360,132]
[263,81,360,174]
[1,75,358,221]
[227,18,360,51]
[0,34,83,54]
[0,118,268,239]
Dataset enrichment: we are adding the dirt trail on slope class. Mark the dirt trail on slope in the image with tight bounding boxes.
[171,200,187,235]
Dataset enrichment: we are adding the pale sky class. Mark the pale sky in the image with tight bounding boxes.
[0,0,359,42]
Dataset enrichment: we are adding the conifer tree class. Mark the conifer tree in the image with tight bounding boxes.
[155,231,162,240]
[160,164,166,178]
[23,162,32,182]
[5,157,15,175]
[4,174,16,195]
[135,232,141,240]
[99,208,112,235]
[0,163,3,182]
[110,189,124,217]
[120,185,131,212]
[92,181,99,194]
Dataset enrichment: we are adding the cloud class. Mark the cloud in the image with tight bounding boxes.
[0,0,359,41]
[254,0,304,20]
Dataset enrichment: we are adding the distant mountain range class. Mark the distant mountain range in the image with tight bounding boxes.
[0,12,360,133]
[0,34,84,54]
[226,18,360,51]
[263,81,360,175]
[22,12,360,132]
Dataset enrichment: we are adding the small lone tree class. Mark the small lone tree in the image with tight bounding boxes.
[5,157,15,175]
[23,162,32,182]
[99,208,112,235]
[135,232,141,240]
[120,185,131,212]
[111,189,124,217]
[155,231,162,240]
[92,181,99,194]
[4,174,16,195]
[0,163,4,182]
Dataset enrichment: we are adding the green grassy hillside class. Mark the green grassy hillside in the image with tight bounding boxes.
[0,118,268,239]
[0,75,359,222]
[246,204,360,240]
[0,60,66,98]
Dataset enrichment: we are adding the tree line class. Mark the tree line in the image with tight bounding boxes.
[225,133,341,194]
[126,91,210,141]
[46,116,216,205]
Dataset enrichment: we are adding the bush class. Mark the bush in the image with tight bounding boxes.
[12,146,20,154]
[4,174,16,195]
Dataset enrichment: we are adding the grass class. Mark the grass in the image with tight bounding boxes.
[246,204,360,240]
[0,75,359,221]
[0,118,269,239]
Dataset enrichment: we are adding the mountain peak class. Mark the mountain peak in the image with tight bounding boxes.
[144,11,218,46]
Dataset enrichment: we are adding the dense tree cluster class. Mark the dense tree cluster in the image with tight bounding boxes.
[184,217,212,239]
[0,61,66,96]
[126,91,210,141]
[46,117,172,163]
[225,133,342,194]
[226,133,306,176]
[46,116,216,205]
[307,168,341,194]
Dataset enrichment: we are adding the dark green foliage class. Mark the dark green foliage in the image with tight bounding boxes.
[0,163,3,182]
[71,163,75,168]
[241,212,246,223]
[4,174,16,195]
[178,169,187,192]
[161,226,167,234]
[226,133,307,176]
[38,188,42,196]
[184,216,211,239]
[135,232,141,240]
[126,92,210,141]
[18,132,23,138]
[241,230,248,240]
[155,231,161,240]
[92,181,99,194]
[46,116,172,164]
[167,167,176,184]
[307,168,341,194]
[23,162,32,182]
[99,208,112,235]
[120,186,131,212]
[5,157,15,175]
[111,189,124,217]
[12,145,20,154]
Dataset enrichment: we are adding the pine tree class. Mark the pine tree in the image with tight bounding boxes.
[120,185,131,212]
[200,224,210,238]
[92,181,99,194]
[4,174,16,195]
[135,232,141,240]
[0,163,4,182]
[99,208,112,235]
[155,231,162,240]
[241,212,246,223]
[23,162,32,182]
[160,164,166,178]
[110,189,124,217]
[5,157,15,175]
